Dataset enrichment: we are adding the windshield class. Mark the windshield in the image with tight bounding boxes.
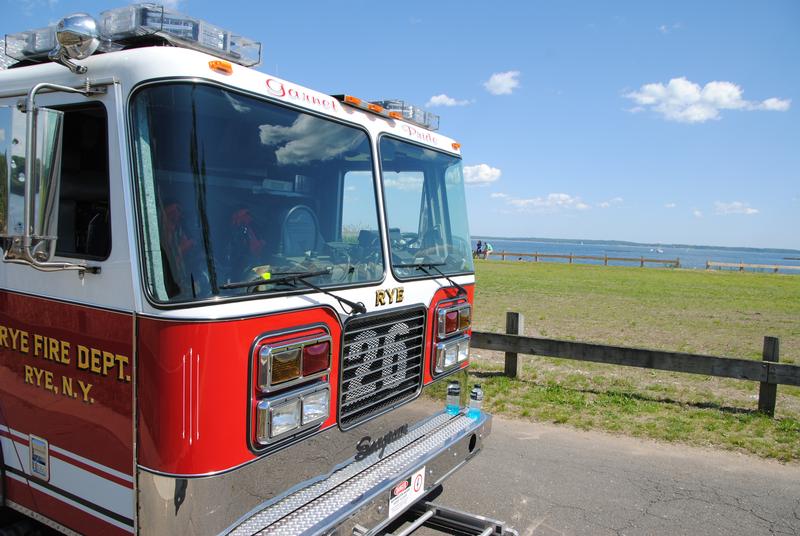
[379,137,474,279]
[130,83,383,304]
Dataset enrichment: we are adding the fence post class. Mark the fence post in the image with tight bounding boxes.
[758,336,779,417]
[503,312,524,378]
[640,256,644,267]
[604,255,608,266]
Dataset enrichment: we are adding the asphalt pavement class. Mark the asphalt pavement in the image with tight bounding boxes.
[433,414,800,536]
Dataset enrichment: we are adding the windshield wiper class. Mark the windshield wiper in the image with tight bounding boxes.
[220,268,366,315]
[220,269,331,290]
[393,262,468,297]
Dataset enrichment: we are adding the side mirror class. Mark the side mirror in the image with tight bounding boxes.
[0,104,64,264]
[1,81,105,274]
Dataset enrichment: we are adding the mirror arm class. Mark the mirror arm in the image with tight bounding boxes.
[16,82,106,275]
[48,48,88,75]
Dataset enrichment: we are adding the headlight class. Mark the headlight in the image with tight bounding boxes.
[435,335,470,374]
[271,399,301,437]
[255,386,330,445]
[302,389,329,425]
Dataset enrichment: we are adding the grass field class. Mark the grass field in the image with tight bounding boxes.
[437,260,800,461]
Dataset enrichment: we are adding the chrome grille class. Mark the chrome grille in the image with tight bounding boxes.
[339,307,426,428]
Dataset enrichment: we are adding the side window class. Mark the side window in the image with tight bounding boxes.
[55,103,111,260]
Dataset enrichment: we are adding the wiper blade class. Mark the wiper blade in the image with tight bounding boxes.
[393,261,468,297]
[289,275,367,316]
[220,268,366,316]
[220,268,330,290]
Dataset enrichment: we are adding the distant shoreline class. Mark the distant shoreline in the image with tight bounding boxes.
[471,236,800,255]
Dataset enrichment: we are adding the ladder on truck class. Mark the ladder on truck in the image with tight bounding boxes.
[375,489,518,536]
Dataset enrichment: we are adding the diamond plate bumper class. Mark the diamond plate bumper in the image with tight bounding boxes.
[227,411,491,536]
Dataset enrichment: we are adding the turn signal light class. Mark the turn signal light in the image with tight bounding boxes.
[270,348,302,385]
[302,340,330,376]
[445,310,458,334]
[257,335,331,392]
[437,303,472,339]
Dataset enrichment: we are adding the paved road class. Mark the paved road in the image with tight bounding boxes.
[434,415,800,536]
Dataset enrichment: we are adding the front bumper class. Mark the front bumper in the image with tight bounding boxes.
[227,411,491,535]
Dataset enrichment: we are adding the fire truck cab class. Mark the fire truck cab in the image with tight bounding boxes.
[0,6,513,535]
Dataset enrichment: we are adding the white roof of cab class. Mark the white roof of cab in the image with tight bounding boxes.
[0,46,461,156]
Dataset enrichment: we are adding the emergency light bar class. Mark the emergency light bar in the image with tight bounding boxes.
[0,38,19,70]
[374,99,440,131]
[2,3,261,69]
[333,95,440,131]
[100,4,260,67]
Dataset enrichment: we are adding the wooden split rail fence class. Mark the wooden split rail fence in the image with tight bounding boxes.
[471,312,800,417]
[706,261,800,273]
[485,251,680,267]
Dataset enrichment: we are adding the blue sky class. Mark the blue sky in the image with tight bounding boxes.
[3,0,798,249]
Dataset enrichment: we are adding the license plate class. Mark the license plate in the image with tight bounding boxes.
[388,466,426,519]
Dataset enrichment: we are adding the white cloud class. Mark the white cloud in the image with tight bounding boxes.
[162,0,183,9]
[383,172,424,192]
[463,164,502,186]
[17,0,58,16]
[598,196,623,208]
[664,202,677,208]
[659,22,682,34]
[483,71,521,95]
[259,115,363,165]
[758,98,791,111]
[625,77,791,123]
[490,192,508,199]
[506,193,590,212]
[714,201,759,215]
[426,94,470,107]
[693,209,703,219]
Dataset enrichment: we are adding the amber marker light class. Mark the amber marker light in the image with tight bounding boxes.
[388,111,403,120]
[367,103,384,113]
[344,95,362,106]
[208,60,233,75]
[452,142,461,150]
[458,307,471,331]
[269,348,302,385]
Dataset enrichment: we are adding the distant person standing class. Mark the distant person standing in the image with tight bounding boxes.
[476,240,483,258]
[484,242,493,259]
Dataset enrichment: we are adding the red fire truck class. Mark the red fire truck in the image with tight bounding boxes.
[0,5,515,535]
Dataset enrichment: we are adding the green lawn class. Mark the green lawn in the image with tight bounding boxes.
[447,260,800,461]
